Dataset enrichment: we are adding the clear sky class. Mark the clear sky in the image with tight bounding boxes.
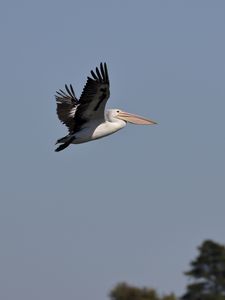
[0,1,225,300]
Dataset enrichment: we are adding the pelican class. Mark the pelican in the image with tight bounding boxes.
[55,63,156,152]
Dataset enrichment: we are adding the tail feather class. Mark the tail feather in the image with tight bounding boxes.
[55,135,68,145]
[55,137,75,152]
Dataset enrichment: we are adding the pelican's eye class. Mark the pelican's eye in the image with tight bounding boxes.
[116,110,120,113]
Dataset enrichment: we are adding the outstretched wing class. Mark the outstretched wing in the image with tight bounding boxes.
[75,63,110,127]
[55,84,79,134]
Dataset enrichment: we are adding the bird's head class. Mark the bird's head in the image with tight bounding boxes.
[107,109,157,125]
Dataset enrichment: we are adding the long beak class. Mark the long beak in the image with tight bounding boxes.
[117,111,157,125]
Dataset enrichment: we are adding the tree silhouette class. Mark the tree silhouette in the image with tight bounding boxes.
[109,282,176,300]
[182,240,225,300]
[109,240,225,300]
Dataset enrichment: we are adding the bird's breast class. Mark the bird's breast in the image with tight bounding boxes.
[72,121,125,144]
[92,121,126,139]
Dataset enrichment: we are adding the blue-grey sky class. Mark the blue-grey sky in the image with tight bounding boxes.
[0,1,225,300]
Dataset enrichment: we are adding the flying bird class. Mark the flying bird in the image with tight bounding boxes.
[55,63,156,152]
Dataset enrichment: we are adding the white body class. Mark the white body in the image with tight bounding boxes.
[68,118,126,144]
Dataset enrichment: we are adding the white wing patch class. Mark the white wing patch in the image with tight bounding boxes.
[69,106,78,118]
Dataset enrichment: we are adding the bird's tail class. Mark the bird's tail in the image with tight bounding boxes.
[55,136,75,152]
[55,135,68,144]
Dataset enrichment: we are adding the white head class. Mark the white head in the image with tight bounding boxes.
[106,109,157,125]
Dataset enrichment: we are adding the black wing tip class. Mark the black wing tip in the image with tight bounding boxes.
[90,70,98,80]
[65,84,76,98]
[55,84,78,102]
[90,62,109,83]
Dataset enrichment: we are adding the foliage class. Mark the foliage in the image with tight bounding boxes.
[109,282,177,300]
[109,240,225,300]
[182,240,225,300]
